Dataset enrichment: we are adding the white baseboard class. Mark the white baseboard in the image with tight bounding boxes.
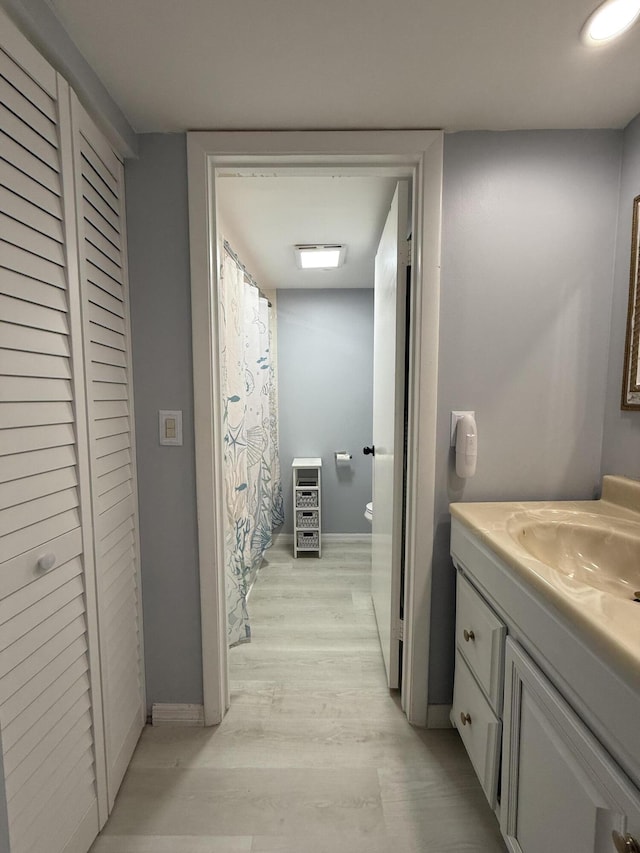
[323,533,371,542]
[151,703,205,726]
[427,704,453,729]
[273,533,371,545]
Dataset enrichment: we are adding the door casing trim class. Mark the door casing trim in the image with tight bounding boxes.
[186,131,443,726]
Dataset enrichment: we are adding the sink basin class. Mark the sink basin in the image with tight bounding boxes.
[506,510,640,601]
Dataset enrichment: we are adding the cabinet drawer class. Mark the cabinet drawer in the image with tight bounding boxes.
[456,570,506,711]
[295,489,318,508]
[452,651,502,809]
[296,509,319,528]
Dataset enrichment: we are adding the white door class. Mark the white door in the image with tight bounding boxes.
[0,12,107,852]
[71,95,146,808]
[371,181,409,688]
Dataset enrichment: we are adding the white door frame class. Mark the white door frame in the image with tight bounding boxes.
[186,131,443,727]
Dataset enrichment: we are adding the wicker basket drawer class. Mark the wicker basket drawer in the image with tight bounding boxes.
[296,509,319,528]
[296,530,319,550]
[295,489,319,508]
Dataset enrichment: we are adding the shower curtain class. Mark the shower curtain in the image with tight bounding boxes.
[219,248,285,646]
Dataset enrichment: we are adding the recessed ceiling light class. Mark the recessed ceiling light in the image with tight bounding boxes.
[295,244,346,270]
[582,0,640,44]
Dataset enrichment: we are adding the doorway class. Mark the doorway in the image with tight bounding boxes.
[215,172,406,703]
[186,131,443,728]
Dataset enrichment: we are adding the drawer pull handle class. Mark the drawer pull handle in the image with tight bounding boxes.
[612,832,640,853]
[463,629,475,642]
[460,712,472,726]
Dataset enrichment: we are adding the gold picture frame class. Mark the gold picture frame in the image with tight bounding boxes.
[621,194,640,409]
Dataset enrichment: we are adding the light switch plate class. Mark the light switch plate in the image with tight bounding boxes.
[159,410,183,446]
[450,411,475,446]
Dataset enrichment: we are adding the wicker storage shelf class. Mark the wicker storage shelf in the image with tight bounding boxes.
[292,458,322,556]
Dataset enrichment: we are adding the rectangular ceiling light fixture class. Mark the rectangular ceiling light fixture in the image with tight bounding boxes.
[295,244,346,269]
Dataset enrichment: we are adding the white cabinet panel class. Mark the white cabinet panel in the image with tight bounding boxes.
[501,639,640,853]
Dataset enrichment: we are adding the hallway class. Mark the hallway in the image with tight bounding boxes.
[90,540,505,852]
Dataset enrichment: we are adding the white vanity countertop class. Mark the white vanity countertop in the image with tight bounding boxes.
[450,475,640,690]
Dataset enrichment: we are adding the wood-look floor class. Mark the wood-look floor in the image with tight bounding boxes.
[91,538,506,852]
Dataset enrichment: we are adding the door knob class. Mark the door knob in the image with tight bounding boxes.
[363,446,375,456]
[37,553,56,572]
[460,712,472,726]
[612,832,640,853]
[463,629,475,642]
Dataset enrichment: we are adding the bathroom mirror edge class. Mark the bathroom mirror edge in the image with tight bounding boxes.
[621,193,640,410]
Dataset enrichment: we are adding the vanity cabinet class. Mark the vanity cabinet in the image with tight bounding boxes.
[451,517,640,853]
[501,639,640,853]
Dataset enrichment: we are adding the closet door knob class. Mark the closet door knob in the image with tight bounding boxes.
[37,553,56,572]
[612,832,640,853]
[460,712,472,726]
[463,629,475,642]
[363,446,375,456]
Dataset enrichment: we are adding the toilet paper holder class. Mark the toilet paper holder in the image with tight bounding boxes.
[335,451,352,462]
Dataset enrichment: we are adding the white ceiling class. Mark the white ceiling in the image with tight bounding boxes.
[216,176,398,290]
[44,0,640,293]
[48,0,640,134]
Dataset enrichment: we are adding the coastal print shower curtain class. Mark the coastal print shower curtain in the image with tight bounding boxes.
[219,249,284,646]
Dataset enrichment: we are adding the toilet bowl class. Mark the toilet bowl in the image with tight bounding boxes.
[365,502,373,524]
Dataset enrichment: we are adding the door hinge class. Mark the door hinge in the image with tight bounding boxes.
[394,617,404,642]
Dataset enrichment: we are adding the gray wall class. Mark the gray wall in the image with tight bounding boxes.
[430,130,622,704]
[125,134,203,708]
[602,114,640,473]
[277,289,374,534]
[124,129,626,713]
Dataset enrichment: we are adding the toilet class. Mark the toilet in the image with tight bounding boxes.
[365,502,373,524]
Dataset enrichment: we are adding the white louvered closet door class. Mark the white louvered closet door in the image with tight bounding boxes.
[71,96,146,808]
[0,13,107,853]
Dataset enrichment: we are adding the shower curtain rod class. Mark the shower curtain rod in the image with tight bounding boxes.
[223,240,272,307]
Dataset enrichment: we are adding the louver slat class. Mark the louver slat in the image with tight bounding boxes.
[0,104,59,171]
[0,47,56,118]
[0,76,57,146]
[0,186,63,243]
[1,133,60,194]
[0,269,68,310]
[0,158,62,218]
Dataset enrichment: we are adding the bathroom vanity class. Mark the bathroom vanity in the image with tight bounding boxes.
[449,475,640,853]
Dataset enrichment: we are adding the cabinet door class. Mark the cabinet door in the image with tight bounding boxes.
[501,639,640,853]
[0,10,107,852]
[70,95,146,808]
